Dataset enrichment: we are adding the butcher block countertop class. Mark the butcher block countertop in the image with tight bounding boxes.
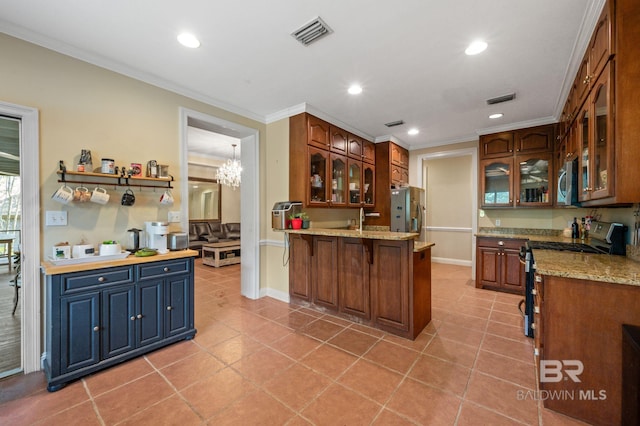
[41,249,199,275]
[284,228,434,252]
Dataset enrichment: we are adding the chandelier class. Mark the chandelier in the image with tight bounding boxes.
[216,143,242,189]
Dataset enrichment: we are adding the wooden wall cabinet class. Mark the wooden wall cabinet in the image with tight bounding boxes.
[290,113,376,208]
[475,237,525,294]
[368,141,409,227]
[479,124,556,209]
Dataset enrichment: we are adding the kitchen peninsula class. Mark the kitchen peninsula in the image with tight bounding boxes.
[286,228,433,340]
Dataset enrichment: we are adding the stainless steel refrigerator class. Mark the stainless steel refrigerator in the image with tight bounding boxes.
[390,186,426,238]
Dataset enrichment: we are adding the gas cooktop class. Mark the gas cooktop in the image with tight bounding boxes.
[526,241,603,254]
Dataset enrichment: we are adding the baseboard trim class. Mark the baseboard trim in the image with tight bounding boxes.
[432,257,473,267]
[262,287,290,303]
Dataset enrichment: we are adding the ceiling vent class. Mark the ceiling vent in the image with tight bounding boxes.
[291,17,333,46]
[486,93,516,105]
[384,120,405,128]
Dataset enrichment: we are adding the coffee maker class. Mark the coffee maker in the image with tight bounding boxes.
[145,221,169,254]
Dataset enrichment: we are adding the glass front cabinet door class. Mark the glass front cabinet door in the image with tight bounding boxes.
[515,153,553,206]
[363,163,375,207]
[308,147,329,206]
[481,158,513,207]
[347,160,361,206]
[330,154,347,206]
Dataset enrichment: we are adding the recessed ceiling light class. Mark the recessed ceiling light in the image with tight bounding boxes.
[408,128,419,136]
[465,40,487,55]
[489,113,504,119]
[177,33,201,48]
[348,84,362,95]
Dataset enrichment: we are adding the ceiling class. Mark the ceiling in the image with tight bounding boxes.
[0,0,603,153]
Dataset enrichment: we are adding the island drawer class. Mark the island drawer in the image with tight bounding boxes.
[61,266,135,294]
[137,258,191,279]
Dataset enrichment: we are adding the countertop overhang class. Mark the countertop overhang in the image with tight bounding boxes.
[283,228,435,252]
[41,249,199,275]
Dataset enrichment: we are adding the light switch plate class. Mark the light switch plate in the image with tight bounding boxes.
[168,211,181,223]
[46,211,68,226]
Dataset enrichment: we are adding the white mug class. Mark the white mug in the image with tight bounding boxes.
[90,187,110,205]
[160,190,174,205]
[52,185,74,204]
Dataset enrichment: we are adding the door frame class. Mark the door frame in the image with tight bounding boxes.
[414,147,477,278]
[179,107,260,299]
[0,100,40,373]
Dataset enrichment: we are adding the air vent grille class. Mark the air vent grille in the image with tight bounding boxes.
[384,120,405,128]
[486,93,516,105]
[291,17,333,46]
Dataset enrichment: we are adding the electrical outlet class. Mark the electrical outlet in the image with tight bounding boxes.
[479,209,485,218]
[168,211,181,223]
[495,219,501,227]
[46,211,68,226]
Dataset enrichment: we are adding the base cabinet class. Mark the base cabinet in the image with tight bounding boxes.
[289,234,431,339]
[476,237,525,294]
[45,257,196,391]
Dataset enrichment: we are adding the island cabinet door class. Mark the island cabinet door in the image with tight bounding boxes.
[312,236,339,310]
[371,240,410,333]
[289,234,312,301]
[136,280,164,347]
[164,276,192,337]
[339,238,371,320]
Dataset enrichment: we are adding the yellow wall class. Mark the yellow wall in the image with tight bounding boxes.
[0,33,265,259]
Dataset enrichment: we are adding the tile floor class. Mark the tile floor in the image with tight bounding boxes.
[0,260,590,425]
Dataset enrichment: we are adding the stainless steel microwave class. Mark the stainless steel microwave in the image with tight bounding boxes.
[557,158,580,206]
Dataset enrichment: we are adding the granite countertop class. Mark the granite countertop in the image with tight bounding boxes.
[533,249,640,286]
[41,249,199,275]
[284,228,435,252]
[284,228,419,241]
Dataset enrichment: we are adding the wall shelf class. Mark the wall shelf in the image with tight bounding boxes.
[57,170,173,189]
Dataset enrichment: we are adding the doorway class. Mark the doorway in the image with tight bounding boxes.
[416,147,477,278]
[0,101,40,375]
[179,108,260,299]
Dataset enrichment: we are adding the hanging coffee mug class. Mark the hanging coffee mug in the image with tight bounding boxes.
[90,187,110,205]
[159,189,174,205]
[52,185,74,205]
[121,189,136,206]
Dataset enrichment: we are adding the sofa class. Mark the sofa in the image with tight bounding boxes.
[189,220,240,252]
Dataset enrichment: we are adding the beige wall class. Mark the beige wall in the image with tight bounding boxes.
[0,33,265,260]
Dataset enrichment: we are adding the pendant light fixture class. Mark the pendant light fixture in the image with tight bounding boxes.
[216,143,242,189]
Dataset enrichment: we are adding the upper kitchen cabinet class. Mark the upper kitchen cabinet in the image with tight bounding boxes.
[368,141,410,227]
[479,132,514,158]
[514,125,555,154]
[362,140,376,164]
[479,123,556,208]
[306,115,330,150]
[570,0,640,206]
[290,112,376,208]
[330,126,348,155]
[391,144,409,168]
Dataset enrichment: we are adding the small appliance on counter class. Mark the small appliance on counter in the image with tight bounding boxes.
[125,228,144,253]
[145,221,169,254]
[168,232,188,250]
[272,201,302,230]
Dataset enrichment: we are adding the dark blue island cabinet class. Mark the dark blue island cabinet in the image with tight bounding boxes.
[42,253,197,391]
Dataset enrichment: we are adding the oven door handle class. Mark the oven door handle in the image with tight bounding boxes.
[517,299,526,317]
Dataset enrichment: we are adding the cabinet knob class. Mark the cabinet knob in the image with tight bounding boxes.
[166,306,173,311]
[137,314,143,319]
[534,348,540,356]
[163,267,170,272]
[93,326,99,332]
[535,275,542,282]
[98,277,105,282]
[498,241,504,246]
[516,199,520,204]
[130,316,136,321]
[534,306,540,314]
[531,323,537,329]
[531,288,537,295]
